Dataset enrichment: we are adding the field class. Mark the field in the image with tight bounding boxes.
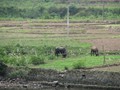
[0,20,120,71]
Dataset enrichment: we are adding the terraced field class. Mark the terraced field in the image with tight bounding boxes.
[0,20,120,71]
[0,20,120,49]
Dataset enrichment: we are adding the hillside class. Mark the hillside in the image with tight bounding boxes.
[0,0,120,20]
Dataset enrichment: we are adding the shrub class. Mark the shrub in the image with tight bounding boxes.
[64,66,68,70]
[31,56,45,65]
[69,5,79,16]
[0,47,6,56]
[15,43,21,47]
[73,60,85,69]
[5,56,27,66]
[16,56,27,66]
[7,57,17,65]
[0,56,8,64]
[8,69,29,79]
[47,54,56,60]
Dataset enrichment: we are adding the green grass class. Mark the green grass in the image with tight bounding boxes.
[0,38,91,67]
[0,37,91,48]
[3,37,119,71]
[31,55,120,71]
[0,19,120,71]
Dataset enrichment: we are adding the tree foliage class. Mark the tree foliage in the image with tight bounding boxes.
[0,0,120,19]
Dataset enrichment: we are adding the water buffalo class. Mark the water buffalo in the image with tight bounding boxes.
[55,47,67,58]
[91,46,99,56]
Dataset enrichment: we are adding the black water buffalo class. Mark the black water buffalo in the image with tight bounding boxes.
[91,46,99,56]
[55,47,67,58]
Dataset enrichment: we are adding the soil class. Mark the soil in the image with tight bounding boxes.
[0,78,52,89]
[91,65,120,72]
[83,38,120,51]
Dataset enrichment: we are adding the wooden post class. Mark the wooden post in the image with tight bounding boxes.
[102,45,106,65]
[66,0,70,37]
[67,4,70,37]
[102,0,105,21]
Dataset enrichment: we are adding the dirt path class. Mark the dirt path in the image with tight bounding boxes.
[90,65,120,72]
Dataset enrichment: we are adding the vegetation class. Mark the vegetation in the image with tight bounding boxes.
[0,0,120,20]
[0,62,7,76]
[31,56,45,65]
[0,38,90,67]
[8,67,30,79]
[36,55,120,70]
[0,0,120,71]
[0,38,119,71]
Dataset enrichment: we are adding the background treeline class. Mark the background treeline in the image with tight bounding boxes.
[0,0,120,20]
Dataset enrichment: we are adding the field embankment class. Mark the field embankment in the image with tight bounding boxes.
[1,67,120,89]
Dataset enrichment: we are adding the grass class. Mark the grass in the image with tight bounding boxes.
[0,38,91,67]
[32,55,120,71]
[0,35,91,48]
[0,19,120,71]
[2,36,119,71]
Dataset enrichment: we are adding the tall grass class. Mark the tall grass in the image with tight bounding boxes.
[0,38,91,67]
[0,36,120,70]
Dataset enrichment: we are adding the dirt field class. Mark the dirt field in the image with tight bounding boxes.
[83,38,120,51]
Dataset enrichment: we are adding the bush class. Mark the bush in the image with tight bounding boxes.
[73,60,85,69]
[8,69,29,79]
[69,5,79,16]
[0,47,6,56]
[31,56,45,65]
[64,66,68,70]
[16,56,28,66]
[47,54,56,60]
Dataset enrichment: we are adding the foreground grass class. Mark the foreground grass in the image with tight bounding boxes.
[0,38,90,66]
[32,55,120,71]
[0,36,120,71]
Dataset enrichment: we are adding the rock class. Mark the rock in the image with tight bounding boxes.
[52,81,59,87]
[23,85,28,88]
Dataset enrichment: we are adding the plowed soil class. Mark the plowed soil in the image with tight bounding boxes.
[83,38,120,51]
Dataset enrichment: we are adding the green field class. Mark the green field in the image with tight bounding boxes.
[0,0,120,71]
[0,20,120,71]
[0,37,120,71]
[35,55,120,71]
